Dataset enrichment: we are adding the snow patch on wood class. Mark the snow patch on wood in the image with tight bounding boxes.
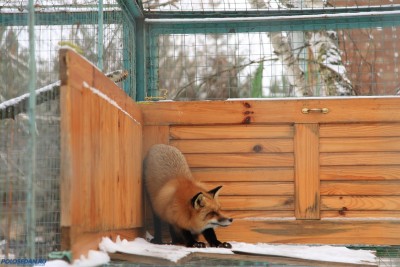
[99,236,377,265]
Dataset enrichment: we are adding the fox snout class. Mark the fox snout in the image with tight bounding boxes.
[209,216,233,229]
[218,217,233,227]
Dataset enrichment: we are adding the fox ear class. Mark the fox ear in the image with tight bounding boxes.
[191,192,205,210]
[208,185,223,198]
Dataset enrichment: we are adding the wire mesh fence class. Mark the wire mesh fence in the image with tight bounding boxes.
[147,21,400,100]
[0,0,136,259]
[0,92,60,259]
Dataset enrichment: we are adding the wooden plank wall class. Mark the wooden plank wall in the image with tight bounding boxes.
[170,125,295,220]
[60,49,143,259]
[320,123,400,219]
[140,99,400,245]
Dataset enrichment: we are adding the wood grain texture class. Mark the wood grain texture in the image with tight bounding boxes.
[60,49,143,259]
[320,166,400,180]
[321,196,400,211]
[191,167,294,182]
[220,196,294,211]
[139,98,400,125]
[320,137,400,152]
[320,152,400,166]
[320,123,400,137]
[170,139,293,153]
[185,153,294,168]
[321,181,400,196]
[294,124,320,219]
[142,126,169,157]
[203,181,294,196]
[170,125,294,139]
[216,218,400,245]
[226,210,294,219]
[321,210,400,218]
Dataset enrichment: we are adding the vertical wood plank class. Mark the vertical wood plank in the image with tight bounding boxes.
[142,125,169,231]
[294,124,320,219]
[142,126,169,157]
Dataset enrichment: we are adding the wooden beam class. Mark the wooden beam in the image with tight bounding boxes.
[139,98,400,125]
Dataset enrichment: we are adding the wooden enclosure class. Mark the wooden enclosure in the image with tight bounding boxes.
[60,50,400,259]
[140,99,400,245]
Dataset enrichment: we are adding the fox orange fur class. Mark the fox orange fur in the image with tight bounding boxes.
[144,144,233,248]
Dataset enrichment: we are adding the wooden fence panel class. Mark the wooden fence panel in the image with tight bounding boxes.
[60,49,143,259]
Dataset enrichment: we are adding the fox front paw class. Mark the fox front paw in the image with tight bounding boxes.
[191,241,206,248]
[150,238,163,245]
[217,242,232,249]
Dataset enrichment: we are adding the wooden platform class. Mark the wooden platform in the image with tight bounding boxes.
[109,251,376,267]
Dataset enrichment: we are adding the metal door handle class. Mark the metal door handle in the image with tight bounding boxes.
[301,107,329,114]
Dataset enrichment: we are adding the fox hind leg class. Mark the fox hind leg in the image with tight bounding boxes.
[151,214,163,244]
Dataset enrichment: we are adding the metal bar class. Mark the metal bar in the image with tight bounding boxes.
[27,0,37,259]
[117,0,145,100]
[116,0,144,18]
[146,24,159,99]
[143,4,400,19]
[123,21,135,98]
[146,12,400,34]
[97,0,104,71]
[135,18,146,101]
[0,10,121,26]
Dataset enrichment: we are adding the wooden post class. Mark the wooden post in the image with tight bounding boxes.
[294,123,320,219]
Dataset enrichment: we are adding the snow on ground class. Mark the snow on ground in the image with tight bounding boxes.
[36,250,110,267]
[38,235,377,266]
[99,236,234,263]
[99,236,377,265]
[231,242,376,265]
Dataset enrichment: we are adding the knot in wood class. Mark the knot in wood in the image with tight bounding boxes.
[253,145,263,153]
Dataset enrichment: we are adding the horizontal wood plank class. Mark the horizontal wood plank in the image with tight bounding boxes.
[170,125,294,139]
[320,137,400,152]
[220,196,294,211]
[321,210,400,218]
[203,181,294,196]
[320,152,400,166]
[171,139,293,153]
[320,166,400,180]
[320,123,400,138]
[139,98,400,125]
[225,210,294,219]
[321,196,400,211]
[185,153,294,168]
[216,218,400,245]
[192,167,294,182]
[321,181,400,196]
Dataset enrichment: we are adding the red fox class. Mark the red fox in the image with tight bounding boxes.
[144,144,233,248]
